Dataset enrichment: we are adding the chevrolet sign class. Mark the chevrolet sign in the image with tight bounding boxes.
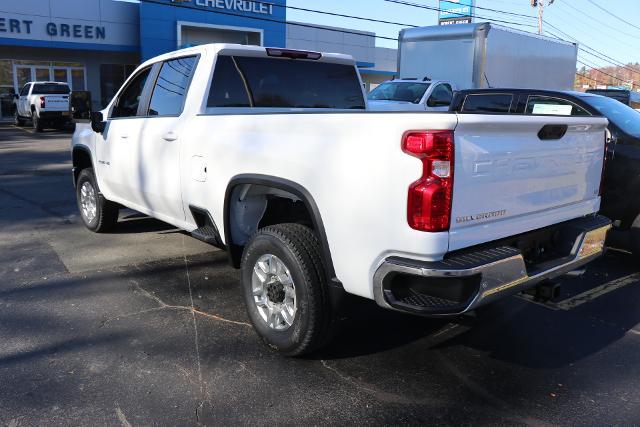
[193,0,275,15]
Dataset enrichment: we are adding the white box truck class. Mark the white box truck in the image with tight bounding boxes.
[398,22,578,91]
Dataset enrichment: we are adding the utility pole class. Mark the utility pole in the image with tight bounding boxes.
[531,0,555,35]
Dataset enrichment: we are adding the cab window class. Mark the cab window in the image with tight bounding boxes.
[111,67,151,118]
[526,96,590,116]
[427,84,453,107]
[461,94,513,113]
[19,84,30,96]
[148,56,197,116]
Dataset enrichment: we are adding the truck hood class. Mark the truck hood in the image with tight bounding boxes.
[367,100,424,111]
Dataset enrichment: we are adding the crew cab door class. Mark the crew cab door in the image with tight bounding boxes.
[449,93,608,250]
[135,55,198,222]
[17,84,30,116]
[97,66,153,206]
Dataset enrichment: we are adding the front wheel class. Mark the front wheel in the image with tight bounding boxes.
[14,110,25,126]
[241,223,335,356]
[76,168,119,232]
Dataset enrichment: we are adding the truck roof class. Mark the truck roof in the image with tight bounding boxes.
[399,22,576,47]
[138,43,357,70]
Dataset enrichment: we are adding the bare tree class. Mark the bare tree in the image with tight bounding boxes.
[531,0,556,35]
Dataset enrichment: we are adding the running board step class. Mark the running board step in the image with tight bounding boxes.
[191,225,220,245]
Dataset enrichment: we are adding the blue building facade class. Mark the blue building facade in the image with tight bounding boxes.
[0,0,394,118]
[139,0,287,60]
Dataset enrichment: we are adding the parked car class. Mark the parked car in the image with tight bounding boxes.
[367,78,455,111]
[586,89,640,110]
[450,88,640,259]
[14,81,71,131]
[71,44,610,356]
[572,92,640,258]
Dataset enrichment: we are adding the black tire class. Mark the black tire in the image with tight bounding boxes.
[241,223,335,356]
[32,111,43,132]
[14,110,25,126]
[631,214,640,261]
[76,168,119,233]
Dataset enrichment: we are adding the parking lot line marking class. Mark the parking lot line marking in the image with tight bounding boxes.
[12,125,35,134]
[554,272,640,311]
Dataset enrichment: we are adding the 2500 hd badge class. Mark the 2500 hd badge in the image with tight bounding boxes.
[456,209,507,224]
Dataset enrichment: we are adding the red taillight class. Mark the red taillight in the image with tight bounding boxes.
[40,96,45,108]
[402,130,454,232]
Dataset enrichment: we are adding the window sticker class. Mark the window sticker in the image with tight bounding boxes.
[532,103,573,116]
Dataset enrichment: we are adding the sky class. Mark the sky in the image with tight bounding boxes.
[286,0,640,69]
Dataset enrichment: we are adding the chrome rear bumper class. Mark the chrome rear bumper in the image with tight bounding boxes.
[373,215,611,316]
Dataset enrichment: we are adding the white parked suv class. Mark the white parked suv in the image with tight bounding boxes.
[71,44,611,355]
[15,81,71,131]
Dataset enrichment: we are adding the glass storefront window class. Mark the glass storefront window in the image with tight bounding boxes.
[54,68,68,84]
[71,69,85,91]
[100,64,138,107]
[0,60,12,86]
[16,67,32,89]
[53,62,84,68]
[35,68,50,81]
[14,60,50,66]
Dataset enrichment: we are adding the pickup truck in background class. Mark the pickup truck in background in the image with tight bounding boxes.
[71,44,611,356]
[367,78,455,111]
[15,81,71,131]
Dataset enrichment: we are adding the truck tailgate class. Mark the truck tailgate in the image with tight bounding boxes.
[449,114,608,251]
[42,95,69,112]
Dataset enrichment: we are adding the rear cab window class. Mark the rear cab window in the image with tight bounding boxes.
[461,94,514,114]
[31,84,70,95]
[207,55,365,110]
[525,95,590,116]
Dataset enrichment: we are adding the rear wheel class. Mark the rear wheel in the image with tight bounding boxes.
[76,168,119,232]
[241,223,335,356]
[32,111,43,132]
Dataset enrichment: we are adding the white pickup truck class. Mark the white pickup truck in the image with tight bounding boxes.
[367,78,456,111]
[71,44,610,356]
[15,81,71,131]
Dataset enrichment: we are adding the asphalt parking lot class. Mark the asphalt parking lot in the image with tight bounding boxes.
[1,124,640,425]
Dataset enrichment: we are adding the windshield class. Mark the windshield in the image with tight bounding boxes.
[368,82,430,104]
[581,95,640,137]
[32,84,70,95]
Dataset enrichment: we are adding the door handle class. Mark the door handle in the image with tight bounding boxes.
[163,131,178,142]
[538,124,568,141]
[120,134,129,139]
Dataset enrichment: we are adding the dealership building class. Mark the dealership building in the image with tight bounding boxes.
[0,0,397,119]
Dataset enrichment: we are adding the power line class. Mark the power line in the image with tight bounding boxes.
[577,59,630,85]
[556,1,640,41]
[585,0,640,32]
[382,0,538,28]
[139,0,400,41]
[543,21,639,74]
[140,0,636,84]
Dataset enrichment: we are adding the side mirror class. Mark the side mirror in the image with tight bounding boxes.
[90,111,106,134]
[14,94,19,100]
